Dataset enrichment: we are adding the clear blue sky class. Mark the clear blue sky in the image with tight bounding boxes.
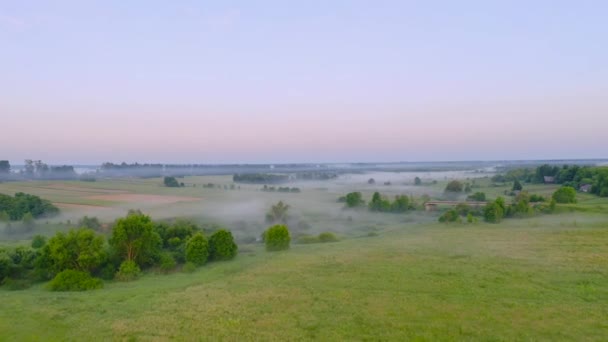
[1,0,606,164]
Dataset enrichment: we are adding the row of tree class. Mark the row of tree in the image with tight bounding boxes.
[0,160,77,180]
[0,192,59,221]
[496,164,608,197]
[0,212,238,291]
[439,186,575,224]
[340,192,415,213]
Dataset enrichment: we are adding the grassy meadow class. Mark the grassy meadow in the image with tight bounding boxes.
[1,173,607,340]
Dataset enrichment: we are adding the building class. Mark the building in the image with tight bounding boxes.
[579,184,592,193]
[543,176,555,184]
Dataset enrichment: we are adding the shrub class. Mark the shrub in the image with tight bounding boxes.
[98,263,116,280]
[297,235,319,244]
[484,198,505,223]
[439,209,460,223]
[264,224,291,251]
[467,192,486,202]
[318,232,338,243]
[185,233,209,266]
[445,180,463,193]
[182,262,197,273]
[48,270,103,291]
[209,229,238,261]
[344,192,364,207]
[3,278,33,291]
[158,252,176,273]
[115,260,141,281]
[31,235,46,249]
[552,186,577,204]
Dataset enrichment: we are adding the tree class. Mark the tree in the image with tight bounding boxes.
[467,192,486,202]
[44,228,106,273]
[109,213,161,267]
[512,180,523,191]
[445,180,463,193]
[265,201,290,223]
[439,209,460,223]
[414,177,422,185]
[344,192,364,208]
[368,192,390,212]
[209,229,238,261]
[0,160,10,174]
[368,178,375,184]
[163,176,181,187]
[391,195,410,213]
[484,198,505,223]
[264,224,291,251]
[552,186,577,203]
[78,216,102,231]
[185,232,209,266]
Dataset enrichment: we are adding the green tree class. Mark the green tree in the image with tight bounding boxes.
[391,195,410,213]
[439,209,460,223]
[414,177,422,185]
[185,232,209,266]
[552,186,577,203]
[163,176,180,187]
[369,192,391,212]
[264,224,291,251]
[344,192,364,208]
[208,229,238,261]
[0,160,10,174]
[78,216,102,231]
[265,201,290,223]
[44,228,106,274]
[484,198,505,223]
[109,213,161,267]
[467,192,486,202]
[445,180,463,193]
[31,235,46,249]
[512,180,523,191]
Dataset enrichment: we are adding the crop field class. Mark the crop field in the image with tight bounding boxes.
[1,172,607,341]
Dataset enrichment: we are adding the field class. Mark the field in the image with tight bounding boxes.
[1,173,608,340]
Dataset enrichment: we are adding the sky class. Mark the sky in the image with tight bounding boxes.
[1,0,607,165]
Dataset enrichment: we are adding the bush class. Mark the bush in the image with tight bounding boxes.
[297,235,319,244]
[48,270,103,291]
[185,233,209,266]
[552,186,577,204]
[163,176,181,187]
[484,198,505,223]
[209,229,238,261]
[439,209,460,223]
[98,263,116,280]
[318,232,338,243]
[182,261,197,273]
[115,260,141,281]
[467,192,486,202]
[158,252,176,273]
[31,235,46,249]
[264,224,291,251]
[445,180,463,193]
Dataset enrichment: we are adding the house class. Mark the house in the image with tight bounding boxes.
[579,184,592,193]
[543,176,555,184]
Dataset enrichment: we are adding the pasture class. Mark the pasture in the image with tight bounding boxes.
[1,173,607,340]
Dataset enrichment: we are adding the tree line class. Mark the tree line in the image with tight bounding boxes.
[0,212,238,291]
[494,164,608,197]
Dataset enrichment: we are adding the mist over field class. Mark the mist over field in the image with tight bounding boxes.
[2,0,608,339]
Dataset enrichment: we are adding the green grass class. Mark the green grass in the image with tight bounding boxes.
[1,176,608,340]
[1,215,607,340]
